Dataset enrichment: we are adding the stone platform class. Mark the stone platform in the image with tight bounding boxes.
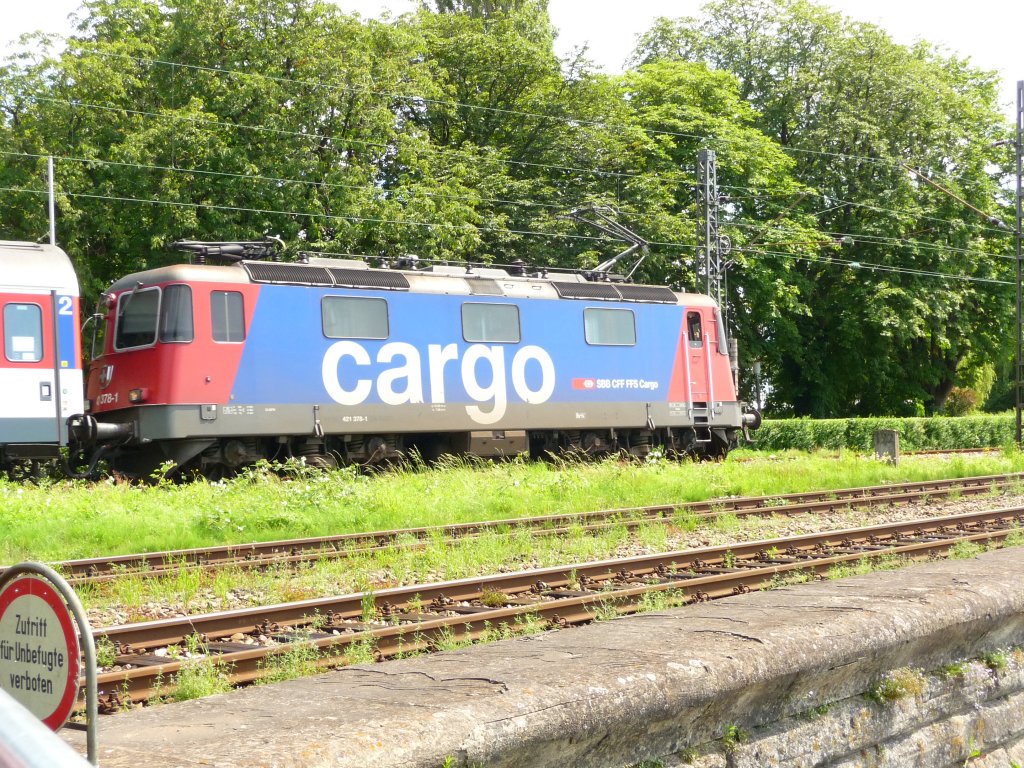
[64,547,1024,768]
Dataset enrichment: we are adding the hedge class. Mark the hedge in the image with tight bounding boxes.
[753,413,1015,452]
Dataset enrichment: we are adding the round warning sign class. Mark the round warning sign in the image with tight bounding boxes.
[0,576,81,730]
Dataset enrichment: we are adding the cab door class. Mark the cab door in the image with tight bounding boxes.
[686,310,711,404]
[1,294,59,445]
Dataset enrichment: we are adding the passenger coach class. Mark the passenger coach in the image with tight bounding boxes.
[70,248,757,476]
[0,240,83,471]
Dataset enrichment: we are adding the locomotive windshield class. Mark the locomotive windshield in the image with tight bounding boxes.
[114,288,160,349]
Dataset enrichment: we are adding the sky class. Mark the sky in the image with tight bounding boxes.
[1,0,1021,119]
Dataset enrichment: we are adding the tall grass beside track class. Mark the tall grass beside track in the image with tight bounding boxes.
[3,449,1024,564]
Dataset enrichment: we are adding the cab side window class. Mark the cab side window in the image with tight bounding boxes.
[687,311,703,348]
[159,285,194,343]
[3,303,43,362]
[211,291,245,342]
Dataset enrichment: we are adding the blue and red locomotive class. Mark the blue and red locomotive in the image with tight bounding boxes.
[2,239,759,477]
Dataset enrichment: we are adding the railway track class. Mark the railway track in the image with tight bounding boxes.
[32,472,1024,588]
[89,504,1024,712]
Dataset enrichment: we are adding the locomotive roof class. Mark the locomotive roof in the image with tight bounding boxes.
[107,257,719,308]
[0,240,79,296]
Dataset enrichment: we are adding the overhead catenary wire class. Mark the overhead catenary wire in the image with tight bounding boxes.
[735,246,1012,286]
[3,183,1005,287]
[0,147,701,239]
[726,219,1005,261]
[0,183,696,248]
[719,183,1011,238]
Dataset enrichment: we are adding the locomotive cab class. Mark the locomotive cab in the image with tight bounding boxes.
[0,240,83,471]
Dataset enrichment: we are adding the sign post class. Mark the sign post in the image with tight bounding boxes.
[0,563,98,765]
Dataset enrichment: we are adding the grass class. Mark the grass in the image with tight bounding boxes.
[4,450,1024,564]
[7,449,1024,622]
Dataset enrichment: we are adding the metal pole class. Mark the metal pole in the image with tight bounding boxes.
[47,156,56,246]
[1016,80,1023,447]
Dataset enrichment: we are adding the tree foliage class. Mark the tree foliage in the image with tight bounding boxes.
[0,0,1014,416]
[634,0,1013,415]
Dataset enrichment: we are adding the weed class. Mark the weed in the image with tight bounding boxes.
[762,570,812,590]
[949,541,985,560]
[258,637,321,684]
[432,627,473,652]
[361,592,378,623]
[1004,526,1024,547]
[677,747,698,764]
[94,636,117,668]
[981,649,1009,671]
[172,650,232,702]
[479,588,508,608]
[590,599,620,622]
[867,667,926,704]
[799,703,832,719]
[938,661,968,678]
[342,637,376,665]
[721,724,748,754]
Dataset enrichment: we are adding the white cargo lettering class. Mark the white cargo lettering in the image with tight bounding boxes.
[321,341,372,405]
[462,345,506,425]
[322,342,555,424]
[427,343,459,404]
[511,345,556,404]
[376,342,423,405]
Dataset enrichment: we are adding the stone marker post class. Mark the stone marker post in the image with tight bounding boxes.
[874,429,900,464]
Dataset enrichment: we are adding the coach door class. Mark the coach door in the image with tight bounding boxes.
[1,295,59,446]
[686,310,712,405]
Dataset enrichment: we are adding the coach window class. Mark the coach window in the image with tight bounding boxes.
[322,296,389,339]
[211,291,245,343]
[584,308,636,346]
[687,311,704,349]
[159,285,194,343]
[114,287,160,350]
[3,303,43,363]
[462,303,520,344]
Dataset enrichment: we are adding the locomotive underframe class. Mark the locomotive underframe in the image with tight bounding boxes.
[84,399,744,476]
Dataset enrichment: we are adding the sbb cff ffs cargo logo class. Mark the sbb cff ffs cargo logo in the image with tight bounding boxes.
[0,577,81,730]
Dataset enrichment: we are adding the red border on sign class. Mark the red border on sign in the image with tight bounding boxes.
[0,576,81,730]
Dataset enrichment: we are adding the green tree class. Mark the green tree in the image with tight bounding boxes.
[634,0,1013,416]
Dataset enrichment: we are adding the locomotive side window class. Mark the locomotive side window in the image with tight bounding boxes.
[687,311,704,348]
[114,287,160,350]
[462,303,520,344]
[3,303,43,363]
[715,309,729,355]
[211,291,245,343]
[159,285,194,343]
[322,296,389,339]
[584,308,636,346]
